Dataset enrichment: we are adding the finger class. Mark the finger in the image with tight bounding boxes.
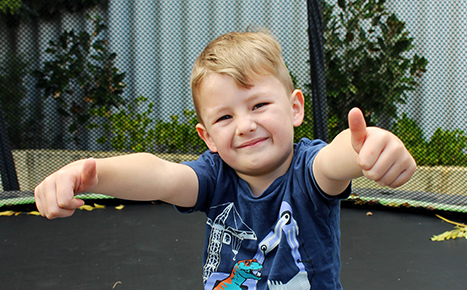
[369,166,414,188]
[358,131,388,171]
[34,186,45,217]
[386,168,415,188]
[55,159,96,210]
[363,145,416,187]
[55,175,85,210]
[35,178,58,217]
[348,107,367,154]
[363,158,398,186]
[361,151,395,182]
[37,177,75,219]
[379,156,416,188]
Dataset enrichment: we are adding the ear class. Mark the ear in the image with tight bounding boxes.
[291,89,305,127]
[196,123,218,152]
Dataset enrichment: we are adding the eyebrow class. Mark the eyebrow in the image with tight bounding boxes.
[204,89,273,120]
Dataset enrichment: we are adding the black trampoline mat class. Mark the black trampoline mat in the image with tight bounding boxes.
[340,207,467,290]
[0,203,206,290]
[1,203,466,289]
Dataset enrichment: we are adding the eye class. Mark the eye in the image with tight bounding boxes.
[253,103,268,110]
[216,115,232,123]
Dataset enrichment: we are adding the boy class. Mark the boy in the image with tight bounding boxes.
[35,31,416,289]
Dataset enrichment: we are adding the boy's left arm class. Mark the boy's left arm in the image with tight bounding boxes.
[313,108,417,196]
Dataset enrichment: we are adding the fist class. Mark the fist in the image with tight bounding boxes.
[34,158,98,219]
[348,108,416,188]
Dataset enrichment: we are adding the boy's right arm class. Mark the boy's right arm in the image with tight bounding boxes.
[34,153,199,219]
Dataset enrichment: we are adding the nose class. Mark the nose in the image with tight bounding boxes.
[235,115,257,135]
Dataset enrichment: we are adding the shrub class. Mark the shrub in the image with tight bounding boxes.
[88,96,154,152]
[323,0,428,134]
[89,96,206,154]
[392,114,467,166]
[153,110,206,154]
[391,113,427,164]
[33,14,126,148]
[426,129,467,167]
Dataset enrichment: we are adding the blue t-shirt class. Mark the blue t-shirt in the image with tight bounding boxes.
[180,138,350,290]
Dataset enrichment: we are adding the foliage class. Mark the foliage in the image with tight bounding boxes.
[0,0,21,15]
[153,109,206,154]
[323,0,428,135]
[88,96,154,152]
[1,0,107,26]
[426,128,467,167]
[431,215,467,241]
[392,114,467,166]
[33,14,126,147]
[391,113,427,165]
[88,96,206,154]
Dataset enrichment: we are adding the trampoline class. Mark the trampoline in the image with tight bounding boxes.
[1,1,465,289]
[1,198,466,290]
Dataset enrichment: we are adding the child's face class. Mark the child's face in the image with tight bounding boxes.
[195,73,304,179]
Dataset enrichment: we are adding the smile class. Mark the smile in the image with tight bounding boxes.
[237,138,268,149]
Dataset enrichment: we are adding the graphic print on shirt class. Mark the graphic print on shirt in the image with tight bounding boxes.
[212,259,263,290]
[204,201,312,290]
[203,202,258,285]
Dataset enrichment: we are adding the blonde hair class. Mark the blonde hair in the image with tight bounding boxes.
[190,30,294,123]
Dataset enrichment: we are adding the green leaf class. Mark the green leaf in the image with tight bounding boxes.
[96,136,108,144]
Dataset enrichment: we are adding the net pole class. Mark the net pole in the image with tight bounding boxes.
[306,0,328,142]
[0,101,20,191]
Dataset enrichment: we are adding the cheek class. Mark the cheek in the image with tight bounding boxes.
[210,127,232,148]
[263,115,291,135]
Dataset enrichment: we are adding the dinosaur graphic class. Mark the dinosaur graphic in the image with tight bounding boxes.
[212,259,263,290]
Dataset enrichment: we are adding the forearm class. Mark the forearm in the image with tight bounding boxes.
[313,130,362,195]
[91,153,197,205]
[35,152,198,219]
[90,153,160,199]
[320,129,363,180]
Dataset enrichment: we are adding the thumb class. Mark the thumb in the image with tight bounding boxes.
[348,107,367,154]
[78,158,98,193]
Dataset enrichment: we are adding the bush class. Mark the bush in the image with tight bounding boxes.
[323,0,428,133]
[426,129,467,166]
[153,110,206,154]
[89,96,206,154]
[392,114,467,166]
[88,96,154,152]
[33,14,126,148]
[391,113,427,164]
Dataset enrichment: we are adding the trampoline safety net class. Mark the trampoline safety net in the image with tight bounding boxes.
[1,0,466,216]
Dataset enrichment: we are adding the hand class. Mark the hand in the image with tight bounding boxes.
[348,107,416,187]
[34,158,98,219]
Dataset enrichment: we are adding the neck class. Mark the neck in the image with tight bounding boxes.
[235,146,295,197]
[236,160,292,197]
[239,175,277,197]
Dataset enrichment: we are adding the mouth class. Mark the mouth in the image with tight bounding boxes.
[248,269,262,279]
[237,137,268,149]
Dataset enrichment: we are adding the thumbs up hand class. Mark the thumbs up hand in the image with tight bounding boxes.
[34,158,99,219]
[348,108,416,188]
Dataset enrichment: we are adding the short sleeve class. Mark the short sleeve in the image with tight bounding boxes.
[178,150,237,213]
[294,138,351,204]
